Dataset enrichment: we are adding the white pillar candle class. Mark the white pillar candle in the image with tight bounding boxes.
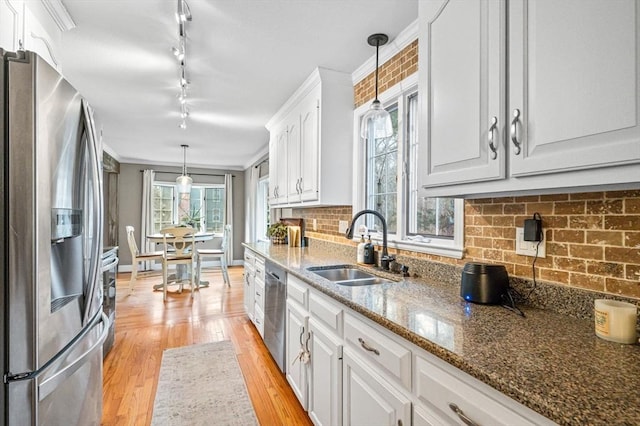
[594,299,638,344]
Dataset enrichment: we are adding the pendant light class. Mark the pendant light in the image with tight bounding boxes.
[176,144,192,194]
[360,33,393,139]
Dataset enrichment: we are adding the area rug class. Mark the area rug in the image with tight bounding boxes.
[151,341,258,426]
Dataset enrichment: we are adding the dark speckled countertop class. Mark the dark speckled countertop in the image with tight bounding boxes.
[244,242,640,426]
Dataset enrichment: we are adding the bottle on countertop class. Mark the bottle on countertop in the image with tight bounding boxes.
[363,235,375,265]
[357,235,366,263]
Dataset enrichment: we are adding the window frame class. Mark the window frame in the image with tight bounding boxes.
[152,181,226,234]
[256,176,270,242]
[352,73,464,259]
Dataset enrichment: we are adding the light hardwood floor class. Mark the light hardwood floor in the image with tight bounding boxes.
[102,266,312,426]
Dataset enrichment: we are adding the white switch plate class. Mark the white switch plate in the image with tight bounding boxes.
[312,219,317,231]
[515,227,546,258]
[338,220,348,234]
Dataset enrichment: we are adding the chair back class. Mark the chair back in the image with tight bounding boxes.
[159,226,196,258]
[126,225,139,258]
[221,224,232,253]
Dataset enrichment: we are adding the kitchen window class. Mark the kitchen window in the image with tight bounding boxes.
[152,183,226,233]
[354,73,464,258]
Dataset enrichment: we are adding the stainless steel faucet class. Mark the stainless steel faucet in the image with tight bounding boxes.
[345,209,395,270]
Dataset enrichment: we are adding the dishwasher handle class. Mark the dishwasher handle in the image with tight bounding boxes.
[266,270,281,281]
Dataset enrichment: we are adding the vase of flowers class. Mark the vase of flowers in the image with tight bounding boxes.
[267,222,288,244]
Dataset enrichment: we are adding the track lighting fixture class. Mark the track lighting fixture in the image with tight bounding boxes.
[173,0,192,130]
[177,0,192,23]
[360,33,393,139]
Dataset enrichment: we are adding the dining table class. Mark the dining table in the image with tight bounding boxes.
[146,231,219,290]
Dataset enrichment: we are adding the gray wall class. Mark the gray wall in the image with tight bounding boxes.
[118,163,245,267]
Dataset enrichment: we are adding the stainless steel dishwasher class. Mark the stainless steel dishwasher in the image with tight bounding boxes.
[264,261,287,372]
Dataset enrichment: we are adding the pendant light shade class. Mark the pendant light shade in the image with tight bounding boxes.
[360,33,393,139]
[176,144,192,194]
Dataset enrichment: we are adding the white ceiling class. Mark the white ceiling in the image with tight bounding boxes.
[58,0,418,170]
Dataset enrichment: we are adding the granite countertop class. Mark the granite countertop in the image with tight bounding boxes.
[244,242,640,425]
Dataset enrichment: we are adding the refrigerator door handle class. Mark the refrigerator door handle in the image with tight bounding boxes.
[4,311,106,385]
[81,99,104,325]
[38,312,109,401]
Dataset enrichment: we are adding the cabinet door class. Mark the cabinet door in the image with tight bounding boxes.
[287,111,301,202]
[243,267,254,321]
[419,0,505,187]
[270,125,288,205]
[508,0,640,176]
[299,93,320,202]
[0,0,23,52]
[342,349,411,426]
[286,301,309,409]
[308,318,342,426]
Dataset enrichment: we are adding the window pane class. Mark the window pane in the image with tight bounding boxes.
[204,187,225,232]
[406,92,455,239]
[152,184,175,233]
[366,104,398,234]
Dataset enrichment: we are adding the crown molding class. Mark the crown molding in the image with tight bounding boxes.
[41,0,76,31]
[351,19,418,85]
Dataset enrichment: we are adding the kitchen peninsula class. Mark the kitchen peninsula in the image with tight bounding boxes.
[244,241,640,426]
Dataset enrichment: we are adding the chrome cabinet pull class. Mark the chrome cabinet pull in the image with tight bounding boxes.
[510,108,522,155]
[298,177,303,193]
[299,326,305,346]
[488,116,498,160]
[358,337,380,355]
[449,403,480,426]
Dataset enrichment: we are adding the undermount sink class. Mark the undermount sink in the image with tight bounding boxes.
[307,265,394,286]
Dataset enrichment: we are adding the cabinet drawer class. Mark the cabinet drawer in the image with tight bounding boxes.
[415,353,552,426]
[309,291,343,336]
[344,313,411,390]
[244,249,255,269]
[255,256,265,281]
[254,278,265,311]
[254,304,265,338]
[287,275,308,309]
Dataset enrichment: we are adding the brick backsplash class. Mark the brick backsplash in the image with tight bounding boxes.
[290,191,640,299]
[353,40,418,108]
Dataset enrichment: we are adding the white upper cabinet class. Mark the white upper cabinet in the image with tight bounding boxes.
[419,0,640,197]
[508,0,640,176]
[1,0,24,53]
[266,67,353,207]
[419,0,505,187]
[268,124,288,205]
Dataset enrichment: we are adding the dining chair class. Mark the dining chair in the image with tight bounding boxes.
[195,224,231,287]
[159,226,196,301]
[126,225,164,294]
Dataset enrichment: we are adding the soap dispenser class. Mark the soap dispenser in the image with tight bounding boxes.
[363,235,375,265]
[357,235,365,263]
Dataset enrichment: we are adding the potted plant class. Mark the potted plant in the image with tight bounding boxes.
[180,206,201,230]
[267,222,288,244]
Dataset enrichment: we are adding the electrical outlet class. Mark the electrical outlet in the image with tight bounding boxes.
[515,227,546,258]
[312,219,317,231]
[338,220,348,234]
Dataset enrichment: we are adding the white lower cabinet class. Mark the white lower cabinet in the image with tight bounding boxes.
[308,318,342,426]
[286,300,309,409]
[243,249,255,321]
[282,274,554,426]
[414,350,554,426]
[343,348,411,426]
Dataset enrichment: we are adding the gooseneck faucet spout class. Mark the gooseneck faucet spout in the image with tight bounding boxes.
[345,209,395,270]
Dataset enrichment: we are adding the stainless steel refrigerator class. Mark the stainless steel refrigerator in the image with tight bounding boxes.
[1,49,109,425]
